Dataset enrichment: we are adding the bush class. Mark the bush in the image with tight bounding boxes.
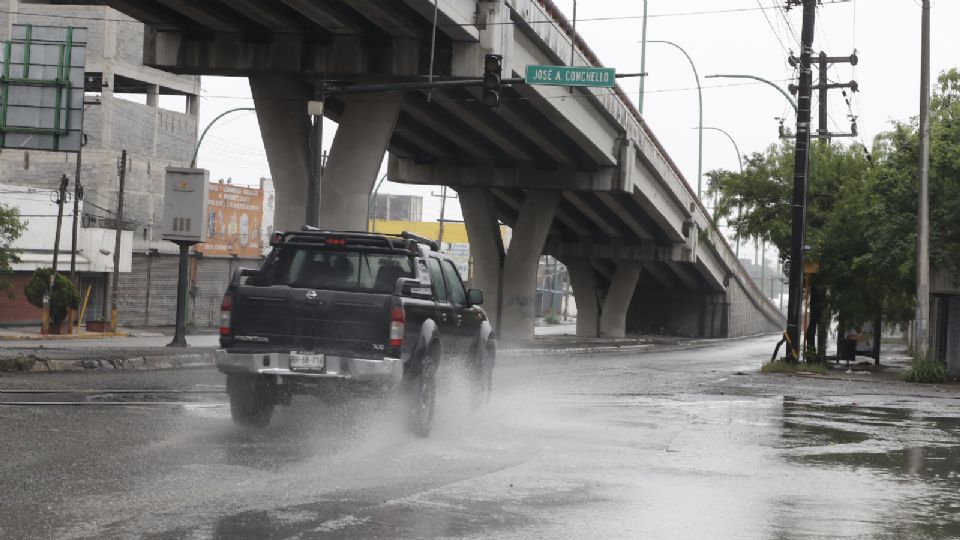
[902,359,947,384]
[543,312,559,325]
[24,268,80,326]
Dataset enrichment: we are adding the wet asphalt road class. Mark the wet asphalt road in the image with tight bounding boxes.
[2,336,960,539]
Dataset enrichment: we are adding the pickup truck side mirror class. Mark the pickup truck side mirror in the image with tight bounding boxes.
[396,277,433,299]
[466,288,484,306]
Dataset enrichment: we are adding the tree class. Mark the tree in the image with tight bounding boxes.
[707,140,886,360]
[24,268,80,327]
[707,68,960,362]
[0,202,26,297]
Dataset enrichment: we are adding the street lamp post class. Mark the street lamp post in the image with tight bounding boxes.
[705,74,798,113]
[367,172,389,233]
[638,0,649,114]
[699,126,743,257]
[647,40,703,198]
[191,107,257,167]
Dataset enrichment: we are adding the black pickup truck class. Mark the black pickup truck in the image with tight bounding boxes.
[215,228,495,436]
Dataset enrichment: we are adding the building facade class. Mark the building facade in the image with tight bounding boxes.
[0,1,199,326]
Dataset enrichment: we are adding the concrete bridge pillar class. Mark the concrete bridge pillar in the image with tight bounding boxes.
[599,262,643,339]
[500,191,559,342]
[566,258,642,339]
[461,189,559,342]
[250,75,311,233]
[459,187,506,333]
[319,95,402,231]
[565,258,600,338]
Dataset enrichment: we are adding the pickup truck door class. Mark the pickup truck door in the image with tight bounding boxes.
[427,256,459,353]
[441,259,481,352]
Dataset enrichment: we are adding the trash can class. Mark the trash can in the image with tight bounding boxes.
[838,338,856,361]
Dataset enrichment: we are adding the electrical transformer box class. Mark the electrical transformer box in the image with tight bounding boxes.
[162,167,209,244]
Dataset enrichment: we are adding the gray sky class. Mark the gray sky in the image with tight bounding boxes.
[193,0,949,249]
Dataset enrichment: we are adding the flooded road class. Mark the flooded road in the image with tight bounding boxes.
[2,336,960,539]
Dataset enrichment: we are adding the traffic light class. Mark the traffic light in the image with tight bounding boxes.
[482,54,502,107]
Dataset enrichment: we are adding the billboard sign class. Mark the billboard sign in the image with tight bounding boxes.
[197,182,264,258]
[0,25,87,152]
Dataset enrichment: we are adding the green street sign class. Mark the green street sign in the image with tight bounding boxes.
[525,65,615,88]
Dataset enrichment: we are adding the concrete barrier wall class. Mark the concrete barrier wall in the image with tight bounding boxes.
[725,269,785,337]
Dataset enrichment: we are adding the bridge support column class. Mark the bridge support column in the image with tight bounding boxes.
[500,191,559,342]
[565,258,600,338]
[319,95,402,231]
[599,262,643,339]
[250,75,311,232]
[459,188,506,333]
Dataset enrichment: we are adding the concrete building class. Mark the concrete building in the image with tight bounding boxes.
[372,194,423,222]
[0,185,132,326]
[0,1,199,326]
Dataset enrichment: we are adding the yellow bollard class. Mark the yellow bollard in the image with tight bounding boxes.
[77,285,92,335]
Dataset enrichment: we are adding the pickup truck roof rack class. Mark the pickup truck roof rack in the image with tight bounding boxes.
[399,231,440,252]
[277,227,440,252]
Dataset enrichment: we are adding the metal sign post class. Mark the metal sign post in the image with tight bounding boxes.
[162,168,210,348]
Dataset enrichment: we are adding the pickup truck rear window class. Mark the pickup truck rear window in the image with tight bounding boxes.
[260,248,414,293]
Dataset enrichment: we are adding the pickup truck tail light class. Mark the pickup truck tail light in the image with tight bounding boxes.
[389,306,405,348]
[219,294,232,336]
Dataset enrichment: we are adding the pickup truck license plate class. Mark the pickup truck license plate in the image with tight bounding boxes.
[289,352,325,371]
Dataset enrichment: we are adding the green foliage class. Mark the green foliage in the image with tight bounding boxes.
[543,312,559,325]
[707,67,960,328]
[24,268,80,326]
[0,202,26,297]
[761,360,827,375]
[902,359,947,384]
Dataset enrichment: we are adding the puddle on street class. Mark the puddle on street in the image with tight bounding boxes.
[777,396,960,538]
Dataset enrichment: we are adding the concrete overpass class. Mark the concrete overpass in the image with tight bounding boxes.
[29,0,785,342]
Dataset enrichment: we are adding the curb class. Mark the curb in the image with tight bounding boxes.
[0,350,215,373]
[500,343,655,356]
[0,332,130,342]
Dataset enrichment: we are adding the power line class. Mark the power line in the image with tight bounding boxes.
[756,0,790,54]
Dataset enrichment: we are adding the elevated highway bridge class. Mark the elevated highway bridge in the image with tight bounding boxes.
[30,0,785,341]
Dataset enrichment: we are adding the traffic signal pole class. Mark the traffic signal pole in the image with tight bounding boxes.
[784,0,817,362]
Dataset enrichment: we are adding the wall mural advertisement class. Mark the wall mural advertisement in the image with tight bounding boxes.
[197,182,264,258]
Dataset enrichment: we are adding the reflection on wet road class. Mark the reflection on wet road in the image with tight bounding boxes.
[2,337,960,539]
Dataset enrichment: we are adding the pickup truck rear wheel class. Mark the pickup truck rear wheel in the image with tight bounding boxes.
[227,374,275,428]
[405,353,438,438]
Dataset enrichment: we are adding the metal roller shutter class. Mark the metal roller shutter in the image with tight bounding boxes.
[144,254,181,327]
[117,254,149,326]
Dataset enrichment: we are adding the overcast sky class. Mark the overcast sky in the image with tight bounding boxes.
[192,0,949,261]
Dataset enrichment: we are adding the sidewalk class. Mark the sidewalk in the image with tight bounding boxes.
[789,340,930,386]
[0,325,210,342]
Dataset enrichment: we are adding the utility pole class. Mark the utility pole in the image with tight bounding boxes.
[69,151,83,282]
[784,0,817,362]
[110,149,126,334]
[307,96,324,227]
[43,174,69,334]
[916,0,931,359]
[808,51,859,140]
[68,151,83,334]
[431,187,457,248]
